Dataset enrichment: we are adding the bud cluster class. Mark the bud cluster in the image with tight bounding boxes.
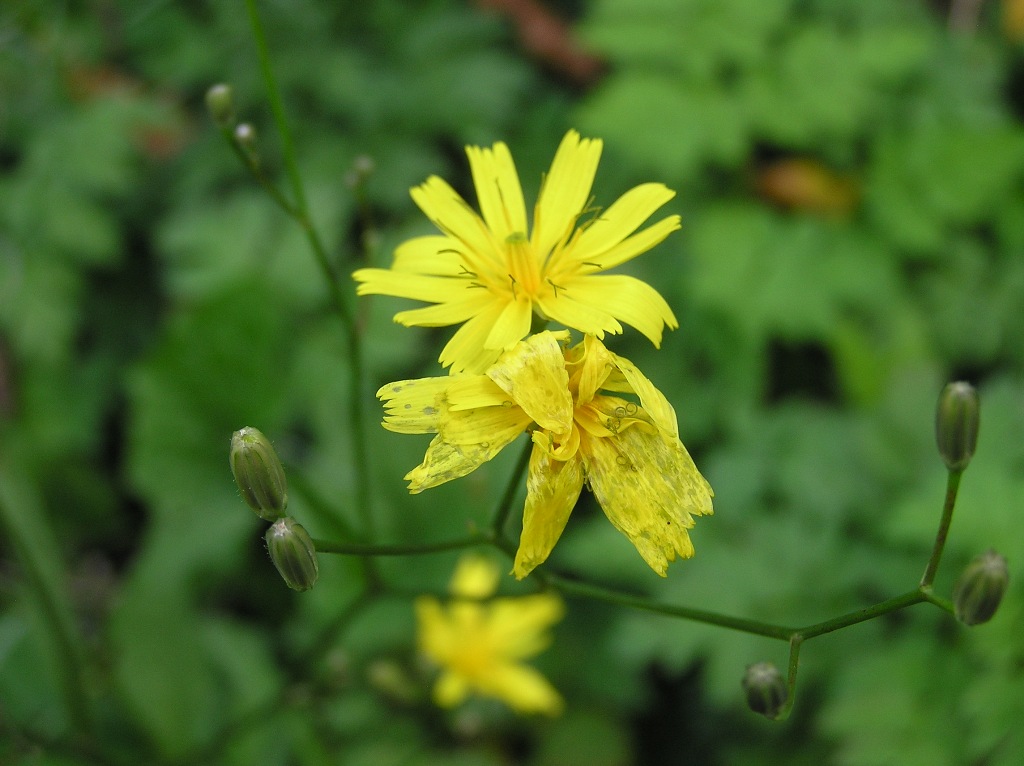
[230,427,318,592]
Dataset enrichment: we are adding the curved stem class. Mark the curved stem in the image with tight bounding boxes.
[543,573,794,640]
[243,0,373,540]
[921,469,962,587]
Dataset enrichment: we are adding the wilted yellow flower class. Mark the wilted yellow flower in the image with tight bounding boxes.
[416,554,563,715]
[353,130,680,373]
[379,331,714,578]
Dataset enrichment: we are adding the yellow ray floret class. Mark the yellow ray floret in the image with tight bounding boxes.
[354,131,681,373]
[377,331,714,578]
[416,554,564,715]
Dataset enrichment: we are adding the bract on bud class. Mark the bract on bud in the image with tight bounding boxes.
[205,83,235,128]
[742,662,788,719]
[953,549,1009,626]
[935,381,980,472]
[230,427,287,520]
[266,517,319,592]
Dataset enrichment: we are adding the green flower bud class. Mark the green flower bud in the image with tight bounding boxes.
[205,83,235,128]
[742,662,788,719]
[935,381,980,472]
[266,517,318,592]
[233,123,259,165]
[230,427,287,520]
[953,549,1009,626]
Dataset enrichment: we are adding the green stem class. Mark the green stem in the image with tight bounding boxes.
[920,469,962,587]
[544,574,794,640]
[312,535,486,556]
[243,0,374,540]
[490,437,533,537]
[794,588,926,640]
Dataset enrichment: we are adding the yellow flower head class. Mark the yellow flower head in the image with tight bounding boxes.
[379,331,714,578]
[354,131,681,373]
[416,554,564,715]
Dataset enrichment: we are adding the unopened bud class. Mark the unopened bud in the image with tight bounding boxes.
[266,517,318,592]
[233,123,259,165]
[935,381,979,472]
[953,549,1009,626]
[205,83,235,128]
[742,662,788,719]
[230,427,287,520]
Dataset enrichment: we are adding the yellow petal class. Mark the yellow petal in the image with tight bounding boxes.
[391,235,464,275]
[478,663,564,716]
[572,183,677,264]
[533,289,624,342]
[433,671,471,708]
[576,214,681,274]
[352,268,470,303]
[489,594,564,658]
[438,302,509,373]
[486,332,573,433]
[513,447,585,579]
[377,376,450,434]
[607,348,679,437]
[393,292,494,328]
[573,334,615,406]
[446,375,514,412]
[560,274,678,347]
[484,295,533,351]
[439,404,531,447]
[411,176,502,275]
[531,130,602,261]
[450,555,500,599]
[583,427,713,576]
[467,141,528,241]
[403,398,531,491]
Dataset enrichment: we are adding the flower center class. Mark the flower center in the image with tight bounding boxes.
[504,232,542,298]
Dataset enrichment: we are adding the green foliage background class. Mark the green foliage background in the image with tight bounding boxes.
[1,0,1022,763]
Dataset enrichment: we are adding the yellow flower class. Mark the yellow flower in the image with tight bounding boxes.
[379,331,714,578]
[353,131,681,373]
[416,554,564,715]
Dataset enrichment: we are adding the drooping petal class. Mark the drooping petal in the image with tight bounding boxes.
[573,333,615,406]
[404,418,527,493]
[467,142,528,241]
[531,131,603,261]
[607,348,679,437]
[377,376,450,434]
[477,663,564,716]
[583,426,713,576]
[411,176,502,273]
[486,331,574,433]
[484,295,533,351]
[559,274,678,347]
[571,183,677,264]
[439,404,531,447]
[513,446,585,579]
[446,375,514,412]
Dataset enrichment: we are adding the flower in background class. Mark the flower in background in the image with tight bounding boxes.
[353,130,680,373]
[416,554,563,715]
[379,331,714,578]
